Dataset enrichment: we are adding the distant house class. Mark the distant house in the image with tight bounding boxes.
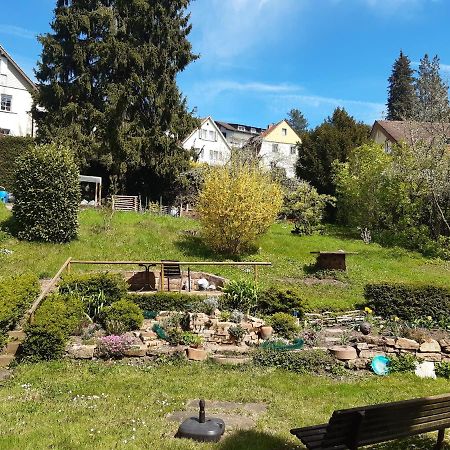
[0,45,36,137]
[215,121,266,148]
[246,119,301,178]
[182,116,231,165]
[371,120,450,152]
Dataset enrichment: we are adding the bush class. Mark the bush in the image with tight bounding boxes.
[0,274,40,332]
[269,312,299,339]
[96,334,135,359]
[282,181,335,235]
[13,144,80,242]
[127,292,204,313]
[364,283,450,322]
[101,300,144,332]
[253,349,336,374]
[435,361,450,379]
[222,280,259,313]
[257,287,305,317]
[59,272,128,303]
[388,353,418,374]
[21,325,67,361]
[197,162,283,255]
[0,136,34,191]
[228,324,246,343]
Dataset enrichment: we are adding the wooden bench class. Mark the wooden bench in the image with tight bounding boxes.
[290,393,450,449]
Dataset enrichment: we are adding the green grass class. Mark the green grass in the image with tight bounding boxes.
[0,361,448,449]
[0,205,449,311]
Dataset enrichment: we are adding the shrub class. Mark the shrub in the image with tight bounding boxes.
[127,292,204,313]
[253,349,336,374]
[388,353,418,373]
[13,144,80,243]
[282,181,335,235]
[228,324,246,343]
[21,325,67,361]
[197,162,283,255]
[202,297,219,315]
[435,361,450,379]
[269,312,299,339]
[0,135,34,191]
[257,287,305,317]
[101,300,144,332]
[230,310,244,324]
[364,283,450,322]
[222,280,259,313]
[59,272,128,303]
[0,274,40,332]
[96,334,135,359]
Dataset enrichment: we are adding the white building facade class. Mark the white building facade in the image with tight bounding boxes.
[0,45,35,137]
[215,121,265,148]
[182,117,231,165]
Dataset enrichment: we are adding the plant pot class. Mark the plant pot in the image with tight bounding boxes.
[187,347,208,361]
[259,326,273,340]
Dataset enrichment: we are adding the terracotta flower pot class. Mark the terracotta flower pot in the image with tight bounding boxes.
[186,347,208,361]
[259,326,273,340]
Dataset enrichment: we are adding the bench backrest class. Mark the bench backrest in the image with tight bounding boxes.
[161,261,182,278]
[322,393,450,448]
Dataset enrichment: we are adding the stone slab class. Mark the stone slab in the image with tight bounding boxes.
[395,338,419,350]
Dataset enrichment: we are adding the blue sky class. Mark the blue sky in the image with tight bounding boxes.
[2,0,450,128]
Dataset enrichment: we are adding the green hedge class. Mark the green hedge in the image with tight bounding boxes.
[0,136,34,191]
[364,283,450,321]
[127,292,205,313]
[101,299,144,332]
[59,272,128,303]
[0,274,40,333]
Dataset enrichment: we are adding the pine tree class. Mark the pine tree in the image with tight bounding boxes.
[33,0,198,199]
[415,54,450,122]
[287,108,309,135]
[386,51,416,120]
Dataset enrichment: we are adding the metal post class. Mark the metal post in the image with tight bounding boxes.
[160,263,165,292]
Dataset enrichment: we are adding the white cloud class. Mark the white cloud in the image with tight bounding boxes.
[0,25,36,40]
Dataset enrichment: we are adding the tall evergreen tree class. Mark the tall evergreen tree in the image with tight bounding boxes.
[33,0,199,199]
[296,107,370,196]
[287,108,309,135]
[415,54,450,122]
[386,51,416,120]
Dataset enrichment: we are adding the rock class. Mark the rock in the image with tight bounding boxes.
[356,342,369,351]
[419,353,442,362]
[123,344,147,357]
[395,338,419,350]
[186,347,208,361]
[359,350,386,359]
[359,335,384,346]
[140,331,157,342]
[329,346,357,360]
[0,369,11,381]
[67,344,96,359]
[359,321,372,335]
[346,358,370,370]
[212,355,251,365]
[325,328,344,335]
[439,339,450,348]
[383,338,396,347]
[419,339,441,353]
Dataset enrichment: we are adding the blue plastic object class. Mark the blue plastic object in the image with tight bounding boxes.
[0,190,7,203]
[371,355,390,376]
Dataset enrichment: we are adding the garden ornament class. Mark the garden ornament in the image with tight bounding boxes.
[176,399,225,442]
[371,355,390,376]
[359,321,372,335]
[197,278,209,290]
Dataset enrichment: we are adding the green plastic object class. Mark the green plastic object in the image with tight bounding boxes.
[144,310,158,320]
[152,323,169,341]
[260,338,304,351]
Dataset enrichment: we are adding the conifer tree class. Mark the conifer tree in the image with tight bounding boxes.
[415,54,450,122]
[33,0,198,198]
[287,108,309,135]
[386,51,416,120]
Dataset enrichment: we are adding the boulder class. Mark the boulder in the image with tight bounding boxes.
[419,339,441,353]
[419,353,442,362]
[123,344,148,357]
[359,350,386,359]
[67,344,96,359]
[395,338,419,350]
[346,358,370,370]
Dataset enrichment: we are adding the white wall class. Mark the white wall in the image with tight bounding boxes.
[183,118,230,165]
[0,56,34,137]
[218,127,256,148]
[259,141,298,178]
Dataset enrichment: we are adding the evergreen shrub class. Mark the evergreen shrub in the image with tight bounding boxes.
[364,283,450,322]
[257,287,305,317]
[269,312,299,339]
[13,144,80,242]
[101,300,144,332]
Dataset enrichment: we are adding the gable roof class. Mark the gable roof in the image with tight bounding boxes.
[182,116,231,151]
[0,44,36,91]
[371,120,450,146]
[261,119,301,141]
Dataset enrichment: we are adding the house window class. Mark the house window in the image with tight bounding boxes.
[282,128,287,136]
[290,145,297,155]
[384,141,392,154]
[0,128,10,135]
[250,128,257,134]
[0,94,12,112]
[272,143,279,153]
[237,125,245,132]
[209,130,216,141]
[222,132,227,138]
[0,74,6,86]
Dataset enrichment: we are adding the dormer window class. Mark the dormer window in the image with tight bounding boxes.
[237,125,245,132]
[250,128,257,134]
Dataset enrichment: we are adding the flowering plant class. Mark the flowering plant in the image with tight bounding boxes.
[96,334,135,359]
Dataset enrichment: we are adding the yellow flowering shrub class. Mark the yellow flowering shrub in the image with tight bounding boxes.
[197,163,283,255]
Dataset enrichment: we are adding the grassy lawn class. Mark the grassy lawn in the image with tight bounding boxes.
[0,361,448,449]
[0,205,448,311]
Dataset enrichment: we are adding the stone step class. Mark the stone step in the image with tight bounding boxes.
[5,341,21,356]
[8,330,26,341]
[0,355,15,368]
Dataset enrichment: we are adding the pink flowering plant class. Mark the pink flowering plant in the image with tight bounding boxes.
[96,334,135,359]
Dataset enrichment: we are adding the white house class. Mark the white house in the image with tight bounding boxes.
[246,119,301,178]
[215,121,265,148]
[0,45,36,137]
[182,117,231,165]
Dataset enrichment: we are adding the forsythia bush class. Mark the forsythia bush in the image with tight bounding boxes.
[198,163,283,254]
